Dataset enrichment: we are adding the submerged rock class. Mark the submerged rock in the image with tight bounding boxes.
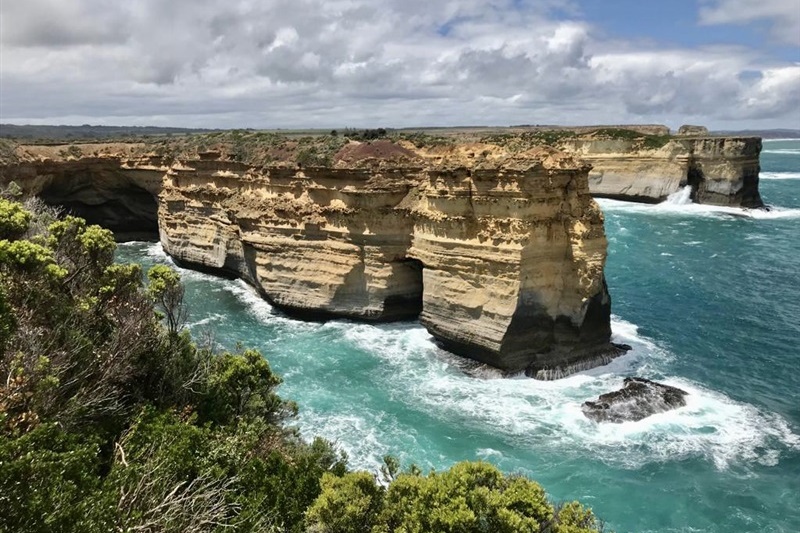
[582,377,688,423]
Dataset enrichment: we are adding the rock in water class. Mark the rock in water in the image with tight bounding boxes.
[582,377,688,423]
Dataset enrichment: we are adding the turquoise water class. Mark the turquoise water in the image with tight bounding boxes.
[117,140,800,533]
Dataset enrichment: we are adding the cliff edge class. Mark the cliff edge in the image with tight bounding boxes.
[0,138,623,378]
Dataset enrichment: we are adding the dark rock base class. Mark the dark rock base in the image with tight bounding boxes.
[582,377,688,423]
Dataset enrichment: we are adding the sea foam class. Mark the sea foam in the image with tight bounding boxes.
[760,171,800,180]
[117,241,800,475]
[286,314,799,472]
[762,148,800,155]
[596,193,800,220]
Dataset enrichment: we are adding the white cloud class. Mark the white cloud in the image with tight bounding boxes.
[699,0,800,45]
[0,0,797,129]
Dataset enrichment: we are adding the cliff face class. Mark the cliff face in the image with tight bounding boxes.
[159,157,423,322]
[155,142,620,376]
[0,144,166,239]
[561,136,763,207]
[407,153,614,374]
[687,137,762,207]
[0,130,763,376]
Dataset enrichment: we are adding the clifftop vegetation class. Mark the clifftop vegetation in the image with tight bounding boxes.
[480,128,673,152]
[0,125,679,169]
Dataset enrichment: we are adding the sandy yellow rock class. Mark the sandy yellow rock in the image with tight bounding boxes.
[1,140,622,377]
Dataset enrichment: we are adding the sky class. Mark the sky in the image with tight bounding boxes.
[0,0,798,130]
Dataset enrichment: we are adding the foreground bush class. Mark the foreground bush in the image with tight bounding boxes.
[306,461,601,533]
[0,199,601,532]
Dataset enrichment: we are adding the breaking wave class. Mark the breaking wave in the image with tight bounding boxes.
[596,196,800,219]
[760,171,800,180]
[762,148,800,155]
[217,278,800,473]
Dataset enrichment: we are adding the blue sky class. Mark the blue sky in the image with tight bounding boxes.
[1,0,798,129]
[574,1,798,62]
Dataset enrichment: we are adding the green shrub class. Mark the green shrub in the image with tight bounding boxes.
[307,471,384,533]
[199,348,296,426]
[306,461,603,533]
[0,197,31,239]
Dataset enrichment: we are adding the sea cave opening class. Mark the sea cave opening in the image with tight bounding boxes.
[38,174,160,242]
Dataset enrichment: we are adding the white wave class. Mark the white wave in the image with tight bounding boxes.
[762,138,800,142]
[186,313,226,328]
[144,241,172,262]
[119,241,800,474]
[760,171,800,180]
[288,315,799,473]
[476,448,505,459]
[762,149,800,154]
[115,240,147,248]
[220,278,324,337]
[222,279,276,322]
[596,197,800,220]
[662,185,693,205]
[295,409,402,473]
[740,207,800,219]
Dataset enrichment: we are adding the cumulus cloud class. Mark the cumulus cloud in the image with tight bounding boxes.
[0,0,797,128]
[699,0,800,45]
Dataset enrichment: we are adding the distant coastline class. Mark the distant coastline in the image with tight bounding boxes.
[2,123,799,142]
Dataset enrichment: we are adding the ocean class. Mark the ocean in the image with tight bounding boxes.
[116,139,800,532]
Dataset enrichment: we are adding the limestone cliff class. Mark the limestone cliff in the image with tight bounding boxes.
[157,142,621,376]
[0,143,166,239]
[556,134,763,207]
[406,148,615,374]
[0,139,621,378]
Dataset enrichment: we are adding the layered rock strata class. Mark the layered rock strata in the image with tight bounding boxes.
[157,144,622,376]
[0,140,623,377]
[0,129,765,376]
[0,144,165,239]
[561,136,763,207]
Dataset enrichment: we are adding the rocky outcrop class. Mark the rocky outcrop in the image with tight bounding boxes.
[407,151,622,375]
[560,135,763,208]
[0,129,765,379]
[159,155,424,322]
[1,130,768,379]
[677,125,709,136]
[156,142,623,376]
[582,377,688,423]
[686,137,763,207]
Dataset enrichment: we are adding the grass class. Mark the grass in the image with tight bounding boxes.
[481,128,673,152]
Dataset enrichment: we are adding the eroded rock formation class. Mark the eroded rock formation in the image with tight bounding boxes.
[156,142,624,376]
[0,143,164,240]
[560,135,763,207]
[2,128,762,377]
[0,139,623,378]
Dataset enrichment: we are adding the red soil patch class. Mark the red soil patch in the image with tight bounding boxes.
[334,140,422,165]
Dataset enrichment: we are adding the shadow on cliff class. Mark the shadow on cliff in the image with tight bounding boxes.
[38,173,160,241]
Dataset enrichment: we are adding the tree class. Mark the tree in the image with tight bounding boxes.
[200,348,296,426]
[306,471,384,533]
[147,264,187,336]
